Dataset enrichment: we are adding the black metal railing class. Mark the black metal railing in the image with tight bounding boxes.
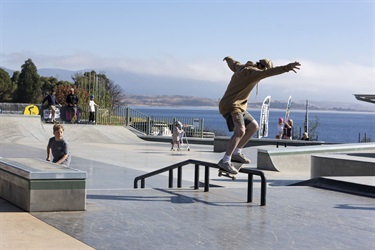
[134,159,267,206]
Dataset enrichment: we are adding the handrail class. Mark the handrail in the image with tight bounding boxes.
[134,159,266,206]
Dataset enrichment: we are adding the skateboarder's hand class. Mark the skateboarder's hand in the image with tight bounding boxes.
[287,61,301,73]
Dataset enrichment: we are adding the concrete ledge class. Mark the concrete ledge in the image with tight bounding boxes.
[138,135,214,145]
[257,143,375,173]
[0,158,87,212]
[291,177,375,198]
[214,136,327,152]
[311,153,375,178]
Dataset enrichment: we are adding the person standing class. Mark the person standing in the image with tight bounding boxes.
[276,117,284,139]
[89,95,98,124]
[283,119,294,140]
[66,88,79,123]
[42,90,60,123]
[218,56,301,174]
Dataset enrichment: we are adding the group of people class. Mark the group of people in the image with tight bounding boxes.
[44,88,98,168]
[276,118,294,140]
[45,55,302,177]
[42,88,98,124]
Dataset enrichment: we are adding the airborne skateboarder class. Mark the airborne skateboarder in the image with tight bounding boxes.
[218,56,301,175]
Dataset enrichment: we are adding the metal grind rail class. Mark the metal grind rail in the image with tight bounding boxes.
[133,159,267,206]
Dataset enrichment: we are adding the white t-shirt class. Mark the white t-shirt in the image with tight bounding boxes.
[89,100,96,112]
[277,123,284,133]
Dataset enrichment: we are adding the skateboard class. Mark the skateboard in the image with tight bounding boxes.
[218,162,243,180]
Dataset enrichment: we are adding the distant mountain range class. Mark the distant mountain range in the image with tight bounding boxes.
[2,67,374,112]
[124,94,374,112]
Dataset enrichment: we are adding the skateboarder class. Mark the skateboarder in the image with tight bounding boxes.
[46,124,71,166]
[42,90,60,123]
[218,56,301,174]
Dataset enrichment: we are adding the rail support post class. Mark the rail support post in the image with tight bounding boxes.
[204,166,210,192]
[177,166,182,188]
[194,164,199,189]
[247,174,253,203]
[168,169,173,188]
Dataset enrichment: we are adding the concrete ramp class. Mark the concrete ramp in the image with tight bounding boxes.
[257,143,375,174]
[0,114,142,144]
[0,115,49,143]
[62,124,141,144]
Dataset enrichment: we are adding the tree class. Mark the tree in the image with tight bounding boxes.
[15,59,41,103]
[72,70,124,108]
[10,71,20,101]
[40,76,59,96]
[107,79,125,108]
[0,68,17,102]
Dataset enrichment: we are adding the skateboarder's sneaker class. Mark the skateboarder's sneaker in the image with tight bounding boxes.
[218,160,238,174]
[232,153,251,164]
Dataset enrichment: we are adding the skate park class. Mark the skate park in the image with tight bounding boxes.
[0,114,374,249]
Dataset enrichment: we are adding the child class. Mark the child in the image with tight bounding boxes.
[89,95,98,123]
[301,132,309,141]
[276,118,284,139]
[46,124,71,166]
[171,121,184,151]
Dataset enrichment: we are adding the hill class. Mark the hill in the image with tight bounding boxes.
[123,94,374,112]
[2,66,373,112]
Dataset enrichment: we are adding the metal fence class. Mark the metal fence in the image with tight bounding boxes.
[0,103,210,138]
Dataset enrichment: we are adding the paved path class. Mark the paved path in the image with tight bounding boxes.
[0,115,374,249]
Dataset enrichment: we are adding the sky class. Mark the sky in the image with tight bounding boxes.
[0,0,374,105]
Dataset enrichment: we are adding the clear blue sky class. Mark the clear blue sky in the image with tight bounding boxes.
[1,0,374,104]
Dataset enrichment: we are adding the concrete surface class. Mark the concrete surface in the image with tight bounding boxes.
[311,153,375,178]
[257,143,375,173]
[213,136,327,152]
[0,115,374,250]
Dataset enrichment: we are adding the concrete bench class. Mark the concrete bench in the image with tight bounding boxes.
[0,158,87,212]
[257,143,375,174]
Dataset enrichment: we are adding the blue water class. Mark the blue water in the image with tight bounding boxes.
[133,106,375,143]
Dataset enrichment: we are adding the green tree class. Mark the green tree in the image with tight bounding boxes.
[72,70,118,108]
[0,68,17,102]
[40,76,59,96]
[15,59,41,103]
[55,84,89,107]
[10,71,20,101]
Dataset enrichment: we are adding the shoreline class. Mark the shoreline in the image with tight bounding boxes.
[131,105,375,114]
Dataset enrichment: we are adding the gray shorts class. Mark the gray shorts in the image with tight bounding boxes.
[223,111,255,132]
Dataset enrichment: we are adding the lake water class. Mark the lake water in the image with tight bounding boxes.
[133,106,375,143]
